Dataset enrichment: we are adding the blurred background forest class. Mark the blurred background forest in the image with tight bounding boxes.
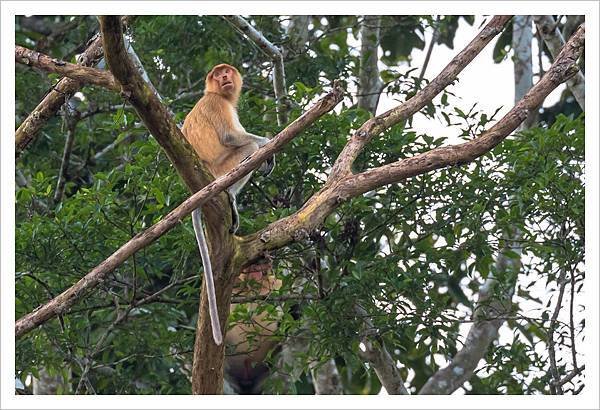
[14,15,584,395]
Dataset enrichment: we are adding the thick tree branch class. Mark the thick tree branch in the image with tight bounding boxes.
[14,81,343,338]
[15,45,119,91]
[239,22,584,271]
[329,15,512,180]
[346,24,584,195]
[223,15,289,125]
[534,15,585,109]
[15,34,104,159]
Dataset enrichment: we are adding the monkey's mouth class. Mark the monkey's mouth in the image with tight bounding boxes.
[221,81,233,88]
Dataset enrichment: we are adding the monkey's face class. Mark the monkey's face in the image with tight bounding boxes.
[210,64,240,95]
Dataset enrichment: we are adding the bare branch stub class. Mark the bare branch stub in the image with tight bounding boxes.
[15,34,104,158]
[15,45,119,91]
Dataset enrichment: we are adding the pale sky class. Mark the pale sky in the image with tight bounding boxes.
[379,16,563,142]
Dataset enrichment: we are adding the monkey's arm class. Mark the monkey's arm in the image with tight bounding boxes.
[220,131,270,147]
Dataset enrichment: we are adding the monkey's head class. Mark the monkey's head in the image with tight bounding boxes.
[205,63,242,103]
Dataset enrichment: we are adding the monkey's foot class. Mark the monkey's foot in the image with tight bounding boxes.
[259,156,275,176]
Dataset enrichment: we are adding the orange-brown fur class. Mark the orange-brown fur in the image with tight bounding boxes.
[182,64,252,178]
[182,64,279,393]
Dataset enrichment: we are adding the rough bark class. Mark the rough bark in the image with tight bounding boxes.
[15,45,119,91]
[310,359,344,394]
[15,34,104,159]
[15,16,584,394]
[534,15,585,109]
[358,16,384,114]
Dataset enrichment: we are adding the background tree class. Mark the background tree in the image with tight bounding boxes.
[14,15,585,395]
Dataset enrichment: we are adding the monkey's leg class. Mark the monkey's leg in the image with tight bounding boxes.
[227,172,253,234]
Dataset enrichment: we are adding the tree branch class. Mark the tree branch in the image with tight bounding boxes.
[310,359,344,394]
[238,15,513,262]
[329,15,512,180]
[355,305,409,394]
[238,21,584,280]
[534,15,585,109]
[345,23,584,195]
[14,80,343,339]
[15,34,104,159]
[416,16,441,89]
[15,45,119,91]
[223,15,289,125]
[53,109,79,203]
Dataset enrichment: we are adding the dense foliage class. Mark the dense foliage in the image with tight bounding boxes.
[15,15,584,394]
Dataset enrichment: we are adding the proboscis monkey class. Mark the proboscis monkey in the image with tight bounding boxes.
[181,63,275,347]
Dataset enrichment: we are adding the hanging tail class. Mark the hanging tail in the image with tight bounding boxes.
[191,209,223,345]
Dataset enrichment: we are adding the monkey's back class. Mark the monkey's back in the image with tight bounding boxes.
[182,93,235,177]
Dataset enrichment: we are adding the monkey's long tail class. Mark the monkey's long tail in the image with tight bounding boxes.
[191,209,223,345]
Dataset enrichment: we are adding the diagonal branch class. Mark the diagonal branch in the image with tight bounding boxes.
[355,305,409,394]
[14,81,343,339]
[329,15,513,180]
[15,34,104,159]
[239,22,584,270]
[15,45,119,91]
[345,24,584,195]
